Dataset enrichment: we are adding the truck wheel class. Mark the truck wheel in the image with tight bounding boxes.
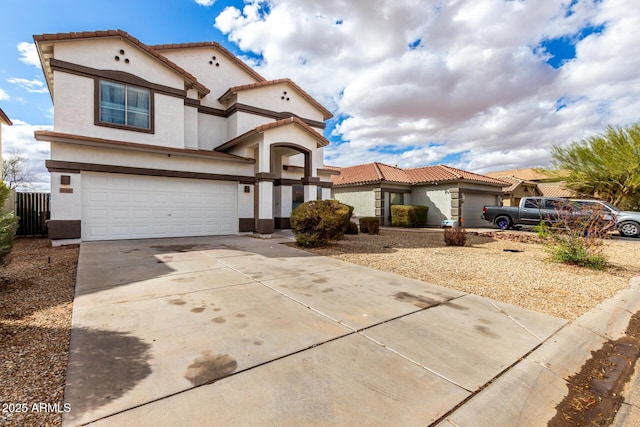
[619,221,640,237]
[495,216,511,230]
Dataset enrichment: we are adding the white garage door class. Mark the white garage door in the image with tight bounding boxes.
[461,193,498,227]
[82,172,237,241]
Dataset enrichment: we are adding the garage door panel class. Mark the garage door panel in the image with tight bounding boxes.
[82,173,238,241]
[462,194,497,227]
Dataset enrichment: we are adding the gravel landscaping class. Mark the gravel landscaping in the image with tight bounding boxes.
[301,229,640,321]
[0,231,638,426]
[0,238,78,427]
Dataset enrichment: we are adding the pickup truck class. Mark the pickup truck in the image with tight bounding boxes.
[481,197,570,230]
[481,197,640,237]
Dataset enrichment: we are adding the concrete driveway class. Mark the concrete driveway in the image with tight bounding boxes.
[64,234,606,426]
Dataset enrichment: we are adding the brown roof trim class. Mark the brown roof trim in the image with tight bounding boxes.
[283,164,340,175]
[216,116,330,152]
[33,30,210,96]
[34,130,254,164]
[218,78,333,120]
[0,108,12,126]
[151,42,266,83]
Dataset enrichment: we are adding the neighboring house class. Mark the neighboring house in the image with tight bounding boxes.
[0,108,12,179]
[33,30,333,243]
[495,176,542,207]
[330,162,507,227]
[486,168,574,199]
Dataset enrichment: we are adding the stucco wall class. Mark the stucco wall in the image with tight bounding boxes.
[160,48,260,109]
[50,171,82,220]
[198,115,227,150]
[411,185,454,226]
[332,185,377,217]
[238,183,254,218]
[236,85,325,123]
[53,71,185,148]
[51,143,254,177]
[55,39,183,89]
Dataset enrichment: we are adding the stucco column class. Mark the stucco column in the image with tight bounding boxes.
[302,177,320,202]
[256,173,275,234]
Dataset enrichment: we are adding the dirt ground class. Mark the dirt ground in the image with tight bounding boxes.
[0,238,78,427]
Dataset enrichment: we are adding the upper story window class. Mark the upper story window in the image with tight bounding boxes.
[99,80,151,131]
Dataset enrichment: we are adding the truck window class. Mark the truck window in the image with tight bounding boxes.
[524,199,540,209]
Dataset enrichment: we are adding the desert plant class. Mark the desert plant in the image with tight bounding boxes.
[391,205,429,227]
[359,217,380,235]
[290,200,353,247]
[344,221,359,235]
[537,202,610,269]
[443,227,467,246]
[0,181,18,265]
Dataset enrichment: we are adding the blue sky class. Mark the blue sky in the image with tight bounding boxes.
[1,0,638,191]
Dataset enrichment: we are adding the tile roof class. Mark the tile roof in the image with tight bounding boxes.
[491,175,539,192]
[218,78,332,120]
[485,167,551,181]
[538,182,575,198]
[0,108,11,126]
[216,116,330,152]
[331,163,506,187]
[33,30,210,96]
[151,42,266,83]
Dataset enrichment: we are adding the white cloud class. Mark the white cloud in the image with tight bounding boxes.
[2,120,52,191]
[17,42,41,68]
[195,0,215,6]
[7,78,48,94]
[214,0,640,173]
[0,88,9,101]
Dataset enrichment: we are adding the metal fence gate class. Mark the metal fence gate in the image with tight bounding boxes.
[15,192,50,236]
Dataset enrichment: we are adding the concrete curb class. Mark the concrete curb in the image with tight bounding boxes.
[436,276,640,426]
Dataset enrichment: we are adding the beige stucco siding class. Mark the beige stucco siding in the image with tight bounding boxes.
[411,185,453,226]
[53,71,185,148]
[160,49,259,109]
[55,39,183,89]
[236,85,325,123]
[51,143,253,177]
[333,186,376,217]
[198,115,228,150]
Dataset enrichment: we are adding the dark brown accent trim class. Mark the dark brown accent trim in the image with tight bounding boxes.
[45,160,256,183]
[271,143,313,178]
[94,78,155,134]
[256,172,276,182]
[256,219,274,234]
[197,103,326,129]
[36,130,254,164]
[274,178,301,186]
[318,181,333,188]
[184,98,201,108]
[48,220,81,240]
[239,218,255,232]
[381,187,411,194]
[301,177,320,185]
[51,58,186,98]
[274,217,291,229]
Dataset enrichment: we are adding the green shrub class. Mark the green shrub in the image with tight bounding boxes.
[443,227,467,246]
[290,200,353,247]
[536,206,609,269]
[391,205,429,227]
[0,181,18,265]
[359,217,380,235]
[344,221,359,235]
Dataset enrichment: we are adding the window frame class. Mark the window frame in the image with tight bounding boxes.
[95,78,154,133]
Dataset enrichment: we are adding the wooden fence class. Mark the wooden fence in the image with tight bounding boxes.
[14,192,50,236]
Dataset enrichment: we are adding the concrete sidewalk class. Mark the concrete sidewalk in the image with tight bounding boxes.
[63,235,640,426]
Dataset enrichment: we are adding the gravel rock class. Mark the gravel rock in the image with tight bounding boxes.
[0,238,78,427]
[302,229,640,320]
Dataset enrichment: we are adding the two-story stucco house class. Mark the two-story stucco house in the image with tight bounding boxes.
[33,30,334,244]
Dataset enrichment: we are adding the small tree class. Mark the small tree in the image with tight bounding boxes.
[2,151,35,191]
[549,123,640,210]
[534,202,610,269]
[0,181,19,265]
[290,200,353,247]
